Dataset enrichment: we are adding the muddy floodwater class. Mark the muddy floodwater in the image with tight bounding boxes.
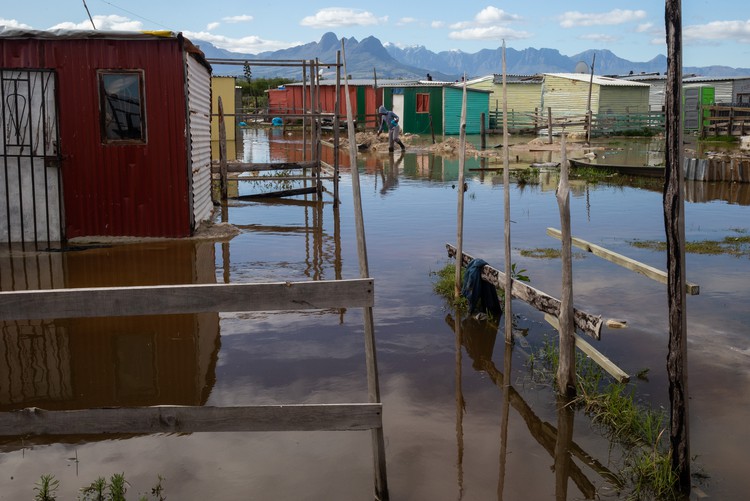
[1,128,749,499]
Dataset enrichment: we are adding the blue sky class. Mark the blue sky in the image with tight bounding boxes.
[2,1,749,68]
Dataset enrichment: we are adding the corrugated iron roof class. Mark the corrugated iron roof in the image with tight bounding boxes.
[545,73,650,87]
[285,79,418,87]
[492,74,544,84]
[0,28,177,40]
[684,75,750,83]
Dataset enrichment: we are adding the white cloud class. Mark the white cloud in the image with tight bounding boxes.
[223,15,253,23]
[207,22,220,31]
[398,17,417,25]
[474,7,521,24]
[183,31,301,54]
[579,33,619,43]
[559,9,647,28]
[450,6,521,30]
[684,19,750,44]
[0,18,33,30]
[449,26,532,41]
[636,22,654,33]
[51,14,143,31]
[431,21,445,29]
[300,8,386,28]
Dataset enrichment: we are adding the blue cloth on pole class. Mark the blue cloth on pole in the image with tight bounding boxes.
[461,258,502,318]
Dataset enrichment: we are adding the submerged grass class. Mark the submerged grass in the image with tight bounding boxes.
[33,473,165,501]
[630,234,750,257]
[530,337,685,500]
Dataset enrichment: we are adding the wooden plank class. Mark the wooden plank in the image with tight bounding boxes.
[546,228,699,295]
[0,404,382,436]
[239,186,318,199]
[211,161,317,173]
[447,244,603,339]
[545,314,630,383]
[0,279,374,321]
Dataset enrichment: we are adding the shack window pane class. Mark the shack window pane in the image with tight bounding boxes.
[416,93,430,113]
[99,72,146,142]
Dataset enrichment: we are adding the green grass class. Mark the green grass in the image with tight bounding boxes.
[529,337,686,500]
[33,473,165,501]
[699,135,739,143]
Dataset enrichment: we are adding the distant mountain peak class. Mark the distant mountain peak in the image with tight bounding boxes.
[195,31,750,80]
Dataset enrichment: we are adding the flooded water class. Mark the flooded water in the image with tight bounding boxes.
[1,128,749,499]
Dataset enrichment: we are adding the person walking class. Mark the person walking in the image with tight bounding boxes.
[378,105,405,152]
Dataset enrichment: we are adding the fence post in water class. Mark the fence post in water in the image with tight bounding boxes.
[480,112,486,149]
[547,107,553,144]
[664,0,691,494]
[218,96,228,201]
[454,77,468,299]
[556,132,576,396]
[502,41,513,345]
[340,39,389,501]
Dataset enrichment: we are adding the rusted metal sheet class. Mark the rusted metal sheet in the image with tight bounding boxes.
[0,34,197,238]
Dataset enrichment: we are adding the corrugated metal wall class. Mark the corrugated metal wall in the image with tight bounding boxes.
[598,87,650,114]
[400,87,443,135]
[541,75,598,117]
[0,37,193,238]
[187,55,214,229]
[489,83,543,115]
[686,81,730,104]
[210,77,236,141]
[443,87,489,135]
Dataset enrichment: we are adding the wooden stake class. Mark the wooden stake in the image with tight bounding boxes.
[556,133,576,397]
[502,41,513,345]
[341,39,389,501]
[218,97,228,201]
[454,77,468,299]
[664,0,691,493]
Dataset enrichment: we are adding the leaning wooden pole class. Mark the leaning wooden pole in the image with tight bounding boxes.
[664,0,691,493]
[556,133,576,397]
[454,76,468,299]
[341,39,389,500]
[218,96,228,201]
[502,41,513,345]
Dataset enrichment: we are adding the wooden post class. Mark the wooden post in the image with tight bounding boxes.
[302,61,308,161]
[556,133,575,397]
[333,51,341,207]
[586,54,596,144]
[664,0,691,493]
[547,107,553,144]
[218,96,228,201]
[502,41,513,345]
[454,77,468,299]
[480,112,486,149]
[429,114,436,144]
[341,39,389,501]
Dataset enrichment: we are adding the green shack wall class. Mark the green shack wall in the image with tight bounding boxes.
[443,87,489,135]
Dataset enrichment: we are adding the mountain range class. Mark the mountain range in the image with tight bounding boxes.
[195,31,750,81]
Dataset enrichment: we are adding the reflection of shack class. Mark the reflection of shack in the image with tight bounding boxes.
[0,241,220,412]
[0,30,214,244]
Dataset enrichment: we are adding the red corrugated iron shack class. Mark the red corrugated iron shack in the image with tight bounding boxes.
[0,29,214,243]
[267,79,413,128]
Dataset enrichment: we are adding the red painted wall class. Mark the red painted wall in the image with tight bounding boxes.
[1,36,191,238]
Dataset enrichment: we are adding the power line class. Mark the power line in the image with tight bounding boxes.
[95,0,172,30]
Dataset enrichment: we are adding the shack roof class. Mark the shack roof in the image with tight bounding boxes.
[492,74,544,84]
[283,79,418,87]
[0,28,211,71]
[545,73,650,87]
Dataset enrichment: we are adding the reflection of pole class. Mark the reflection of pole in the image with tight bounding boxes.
[341,39,388,500]
[455,309,465,500]
[497,338,512,500]
[454,77,468,299]
[554,395,575,501]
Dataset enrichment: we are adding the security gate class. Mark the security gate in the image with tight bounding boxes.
[0,69,63,246]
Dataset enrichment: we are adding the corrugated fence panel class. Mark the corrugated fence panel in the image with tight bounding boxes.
[187,55,214,228]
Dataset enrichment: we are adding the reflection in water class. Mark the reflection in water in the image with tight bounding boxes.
[444,313,618,500]
[0,240,221,446]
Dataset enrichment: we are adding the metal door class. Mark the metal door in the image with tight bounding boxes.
[0,69,63,246]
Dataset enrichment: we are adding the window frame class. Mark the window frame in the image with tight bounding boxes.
[416,93,430,114]
[98,69,147,144]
